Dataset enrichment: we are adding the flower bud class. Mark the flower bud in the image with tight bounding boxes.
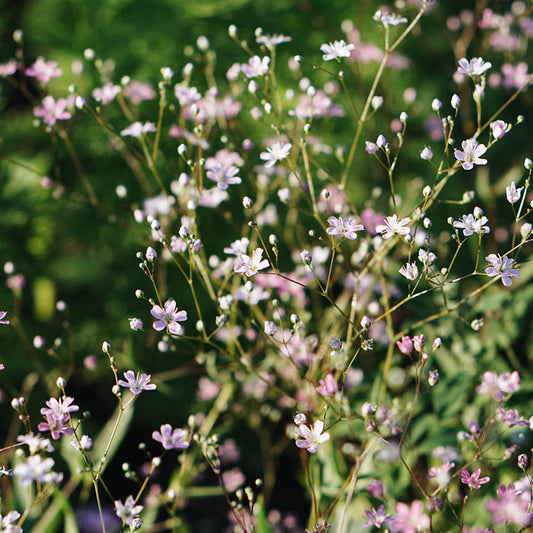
[428,370,439,387]
[431,98,442,112]
[242,196,253,208]
[360,316,371,329]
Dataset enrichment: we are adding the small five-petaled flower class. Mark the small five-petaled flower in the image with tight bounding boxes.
[151,299,188,335]
[152,424,189,450]
[320,40,354,61]
[234,248,270,277]
[326,216,364,240]
[485,254,520,287]
[118,371,157,394]
[461,467,490,490]
[375,214,411,240]
[454,139,487,170]
[457,57,492,77]
[295,420,330,454]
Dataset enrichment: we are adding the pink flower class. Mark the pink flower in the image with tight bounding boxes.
[427,462,455,487]
[491,120,508,139]
[234,248,269,277]
[454,139,487,170]
[326,216,364,240]
[152,424,189,450]
[457,57,492,77]
[487,484,532,526]
[0,60,18,77]
[295,420,330,453]
[241,56,270,78]
[485,254,520,287]
[0,510,21,533]
[363,505,394,528]
[115,495,143,526]
[0,311,9,325]
[197,376,221,401]
[392,500,430,532]
[375,214,411,239]
[118,370,157,394]
[461,468,490,490]
[38,396,79,440]
[316,374,338,397]
[151,299,188,335]
[399,262,418,280]
[34,96,71,126]
[123,80,156,104]
[25,58,62,83]
[92,83,121,104]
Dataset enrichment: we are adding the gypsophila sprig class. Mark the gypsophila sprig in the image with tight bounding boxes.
[320,40,354,61]
[295,420,330,454]
[118,371,157,394]
[375,215,411,239]
[260,142,292,168]
[152,424,189,450]
[115,495,143,527]
[5,6,533,531]
[454,139,487,170]
[457,57,492,77]
[151,299,187,335]
[485,254,520,287]
[326,216,364,240]
[234,248,269,277]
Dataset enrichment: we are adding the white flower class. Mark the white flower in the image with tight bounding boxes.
[399,262,418,280]
[121,122,157,137]
[320,40,354,61]
[506,181,523,204]
[295,420,330,453]
[454,139,487,170]
[485,254,520,287]
[420,146,433,160]
[13,455,62,485]
[260,142,292,168]
[453,213,490,236]
[115,495,143,526]
[380,13,408,26]
[457,57,492,77]
[0,511,22,533]
[234,248,269,277]
[375,214,411,239]
[241,56,270,78]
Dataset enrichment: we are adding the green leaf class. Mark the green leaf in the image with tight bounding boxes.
[253,497,273,533]
[31,487,78,533]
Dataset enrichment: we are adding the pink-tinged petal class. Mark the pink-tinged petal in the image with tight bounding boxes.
[168,322,183,335]
[295,439,309,449]
[123,370,135,381]
[313,420,324,434]
[150,306,165,319]
[175,310,188,322]
[317,433,330,444]
[164,300,177,313]
[298,425,312,439]
[152,320,166,331]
